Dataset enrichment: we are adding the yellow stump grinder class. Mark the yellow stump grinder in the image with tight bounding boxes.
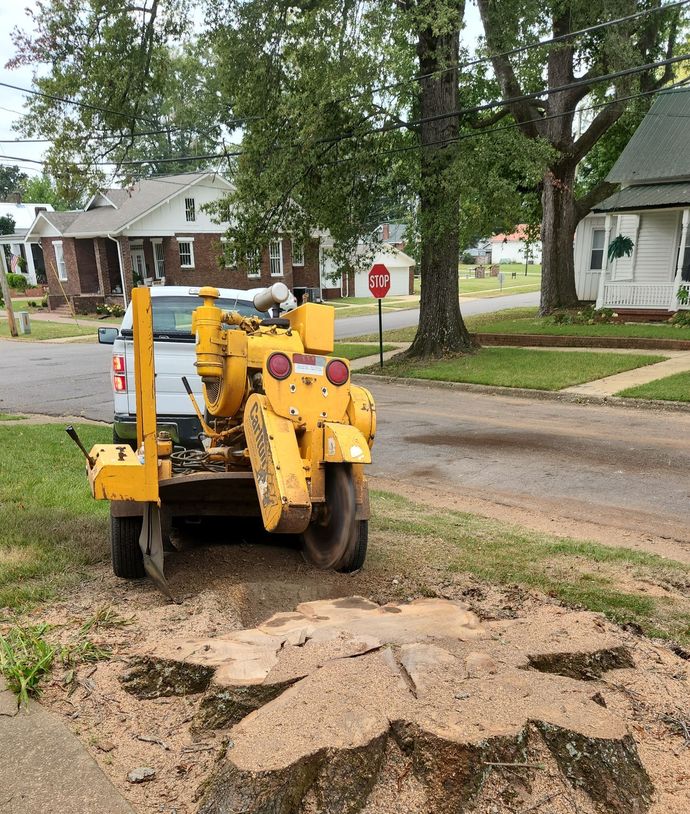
[68,284,376,599]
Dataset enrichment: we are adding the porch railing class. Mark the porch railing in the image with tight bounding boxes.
[600,282,675,310]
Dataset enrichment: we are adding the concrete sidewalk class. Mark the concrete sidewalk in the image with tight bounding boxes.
[562,351,690,397]
[0,680,135,814]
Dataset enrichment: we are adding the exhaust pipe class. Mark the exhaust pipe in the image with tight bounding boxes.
[253,282,289,313]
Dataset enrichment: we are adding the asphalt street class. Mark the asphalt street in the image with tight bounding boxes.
[6,288,688,544]
[334,290,539,338]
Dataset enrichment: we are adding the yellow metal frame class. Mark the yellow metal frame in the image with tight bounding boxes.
[87,287,159,503]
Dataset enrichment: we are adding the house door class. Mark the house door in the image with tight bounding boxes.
[131,249,147,284]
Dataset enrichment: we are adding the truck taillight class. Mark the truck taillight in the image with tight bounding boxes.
[113,354,126,391]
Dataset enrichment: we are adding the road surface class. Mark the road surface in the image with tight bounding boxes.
[335,291,539,338]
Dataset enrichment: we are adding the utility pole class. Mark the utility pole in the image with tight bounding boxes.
[0,251,18,337]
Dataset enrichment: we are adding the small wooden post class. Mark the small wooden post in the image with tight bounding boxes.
[0,255,18,337]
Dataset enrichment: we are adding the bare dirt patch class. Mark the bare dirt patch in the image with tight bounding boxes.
[19,539,689,814]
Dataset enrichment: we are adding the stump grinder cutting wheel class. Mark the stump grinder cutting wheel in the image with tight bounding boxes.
[71,284,376,599]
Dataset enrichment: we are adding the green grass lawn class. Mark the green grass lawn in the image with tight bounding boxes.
[353,307,690,344]
[616,371,690,402]
[0,318,97,341]
[0,414,26,421]
[365,347,666,390]
[373,491,690,644]
[333,342,396,360]
[0,423,110,610]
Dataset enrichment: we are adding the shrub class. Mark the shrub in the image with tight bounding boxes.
[40,295,48,308]
[670,311,690,329]
[96,302,125,318]
[460,251,475,265]
[6,273,27,292]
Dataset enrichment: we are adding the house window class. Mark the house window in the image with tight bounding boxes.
[269,240,283,276]
[246,249,260,278]
[590,229,605,270]
[54,241,67,281]
[185,197,196,222]
[178,238,195,268]
[152,240,165,279]
[221,239,236,268]
[292,242,304,266]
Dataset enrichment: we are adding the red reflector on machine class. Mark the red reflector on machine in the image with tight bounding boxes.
[267,352,292,380]
[113,354,125,373]
[113,374,126,392]
[326,359,349,386]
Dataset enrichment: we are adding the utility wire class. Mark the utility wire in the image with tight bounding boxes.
[350,0,690,99]
[1,0,686,143]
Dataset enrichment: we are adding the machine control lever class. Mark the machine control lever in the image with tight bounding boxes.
[65,425,96,467]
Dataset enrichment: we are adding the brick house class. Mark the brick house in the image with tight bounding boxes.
[24,172,320,313]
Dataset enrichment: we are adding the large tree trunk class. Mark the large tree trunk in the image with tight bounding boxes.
[539,161,580,315]
[408,1,475,358]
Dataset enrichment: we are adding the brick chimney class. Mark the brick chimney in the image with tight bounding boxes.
[381,223,390,241]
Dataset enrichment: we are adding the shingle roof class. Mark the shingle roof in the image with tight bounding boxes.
[593,181,690,212]
[31,172,230,239]
[606,88,690,183]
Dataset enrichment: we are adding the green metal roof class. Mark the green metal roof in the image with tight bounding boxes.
[606,88,690,184]
[592,181,690,212]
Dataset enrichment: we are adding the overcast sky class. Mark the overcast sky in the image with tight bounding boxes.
[0,1,484,181]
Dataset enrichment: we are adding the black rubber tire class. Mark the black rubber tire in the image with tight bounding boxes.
[335,519,368,573]
[110,513,145,579]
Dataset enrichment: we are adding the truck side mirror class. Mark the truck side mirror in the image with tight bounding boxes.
[98,327,118,345]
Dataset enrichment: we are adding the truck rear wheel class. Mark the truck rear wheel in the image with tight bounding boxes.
[335,519,368,573]
[110,513,145,579]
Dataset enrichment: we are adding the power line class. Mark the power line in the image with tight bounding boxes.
[351,0,690,99]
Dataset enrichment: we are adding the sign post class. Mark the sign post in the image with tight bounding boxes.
[368,263,391,368]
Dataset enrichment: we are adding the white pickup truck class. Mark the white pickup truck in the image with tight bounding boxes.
[98,285,288,448]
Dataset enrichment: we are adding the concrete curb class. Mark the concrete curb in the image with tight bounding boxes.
[354,373,690,415]
[473,332,690,351]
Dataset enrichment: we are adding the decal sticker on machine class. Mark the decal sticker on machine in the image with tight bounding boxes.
[293,353,326,376]
[327,436,336,456]
[248,401,276,509]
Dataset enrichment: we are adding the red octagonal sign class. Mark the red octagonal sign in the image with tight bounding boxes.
[368,263,391,299]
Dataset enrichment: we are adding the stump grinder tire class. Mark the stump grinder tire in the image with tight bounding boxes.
[302,464,357,570]
[334,519,368,573]
[110,513,145,579]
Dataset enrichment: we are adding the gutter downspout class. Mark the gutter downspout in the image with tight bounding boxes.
[108,234,128,307]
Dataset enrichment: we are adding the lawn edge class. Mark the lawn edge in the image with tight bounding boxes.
[474,332,690,351]
[354,373,690,413]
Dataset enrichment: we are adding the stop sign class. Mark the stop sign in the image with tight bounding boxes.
[368,263,391,298]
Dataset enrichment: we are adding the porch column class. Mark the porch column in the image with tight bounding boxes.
[595,214,612,309]
[93,238,111,297]
[672,209,690,309]
[24,243,38,285]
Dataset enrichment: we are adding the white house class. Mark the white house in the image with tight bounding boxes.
[0,201,54,284]
[319,241,416,299]
[490,225,542,265]
[574,87,690,312]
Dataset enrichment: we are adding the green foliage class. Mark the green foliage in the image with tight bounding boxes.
[0,166,28,200]
[20,173,74,211]
[608,234,635,261]
[670,308,690,326]
[0,623,56,708]
[7,273,28,291]
[551,306,617,325]
[96,303,125,318]
[0,214,16,235]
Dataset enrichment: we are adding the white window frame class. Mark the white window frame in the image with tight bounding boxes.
[292,241,304,266]
[54,240,67,281]
[246,249,261,278]
[269,240,283,277]
[178,237,195,269]
[589,228,605,271]
[184,197,196,222]
[151,239,165,279]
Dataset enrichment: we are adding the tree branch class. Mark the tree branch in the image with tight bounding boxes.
[569,99,626,164]
[575,179,618,222]
[475,0,543,138]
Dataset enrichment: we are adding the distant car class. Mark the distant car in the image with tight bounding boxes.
[99,286,266,448]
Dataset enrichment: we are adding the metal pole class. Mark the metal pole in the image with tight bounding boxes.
[0,257,18,337]
[378,298,383,368]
